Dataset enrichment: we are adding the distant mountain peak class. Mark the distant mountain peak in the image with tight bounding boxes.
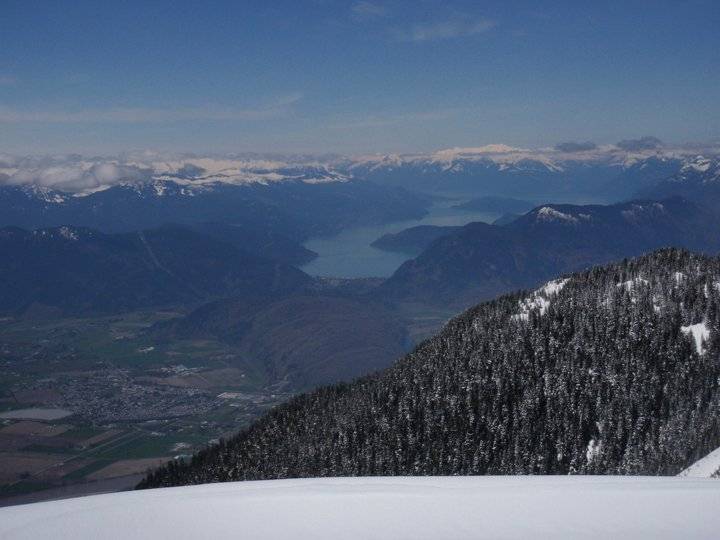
[432,144,525,159]
[28,225,95,241]
[535,206,581,223]
[681,155,714,174]
[18,184,68,203]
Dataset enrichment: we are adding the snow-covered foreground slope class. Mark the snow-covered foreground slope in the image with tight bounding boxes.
[1,477,719,540]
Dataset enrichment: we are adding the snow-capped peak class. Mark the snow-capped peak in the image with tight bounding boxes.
[20,184,67,204]
[535,207,578,223]
[670,156,720,184]
[681,155,712,174]
[432,144,524,160]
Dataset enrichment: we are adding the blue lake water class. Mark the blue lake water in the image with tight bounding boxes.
[300,198,499,278]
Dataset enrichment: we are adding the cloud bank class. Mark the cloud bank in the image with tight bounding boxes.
[2,158,151,192]
[616,136,663,151]
[555,141,598,153]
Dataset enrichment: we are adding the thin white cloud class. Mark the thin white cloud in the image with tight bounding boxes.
[270,92,304,108]
[0,94,303,124]
[329,108,470,130]
[396,18,496,42]
[351,1,386,20]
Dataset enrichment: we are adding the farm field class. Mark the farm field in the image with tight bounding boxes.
[0,311,293,504]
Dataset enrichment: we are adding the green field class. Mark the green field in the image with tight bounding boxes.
[0,309,293,503]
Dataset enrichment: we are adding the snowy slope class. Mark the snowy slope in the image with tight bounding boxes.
[681,447,720,478]
[1,477,719,539]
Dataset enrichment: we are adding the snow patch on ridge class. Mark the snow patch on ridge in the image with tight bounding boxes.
[58,227,79,241]
[682,155,712,173]
[617,276,650,291]
[513,278,570,321]
[681,322,710,355]
[536,207,578,223]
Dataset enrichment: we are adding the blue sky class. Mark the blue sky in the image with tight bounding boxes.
[1,0,718,154]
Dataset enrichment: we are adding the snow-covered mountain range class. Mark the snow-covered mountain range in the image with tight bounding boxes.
[1,145,718,199]
[345,143,686,173]
[343,145,720,199]
[0,153,349,197]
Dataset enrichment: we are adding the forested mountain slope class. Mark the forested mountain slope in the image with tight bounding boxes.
[140,249,720,487]
[381,197,720,308]
[151,295,409,390]
[0,225,310,315]
[371,225,462,255]
[0,179,429,239]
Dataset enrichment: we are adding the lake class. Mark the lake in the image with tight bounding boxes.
[300,197,499,278]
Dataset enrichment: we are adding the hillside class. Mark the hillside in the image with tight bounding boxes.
[636,156,720,210]
[185,222,317,266]
[381,197,720,308]
[0,179,429,240]
[141,249,720,487]
[371,225,462,255]
[2,477,719,539]
[0,225,310,315]
[150,295,409,390]
[452,195,536,213]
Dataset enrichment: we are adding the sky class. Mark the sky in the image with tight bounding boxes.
[0,0,718,155]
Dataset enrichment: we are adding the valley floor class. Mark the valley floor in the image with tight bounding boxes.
[1,476,718,539]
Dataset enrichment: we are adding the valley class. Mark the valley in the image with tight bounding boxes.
[0,311,292,503]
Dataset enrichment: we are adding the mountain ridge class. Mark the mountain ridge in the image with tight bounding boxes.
[0,225,311,315]
[380,197,720,308]
[140,248,720,487]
